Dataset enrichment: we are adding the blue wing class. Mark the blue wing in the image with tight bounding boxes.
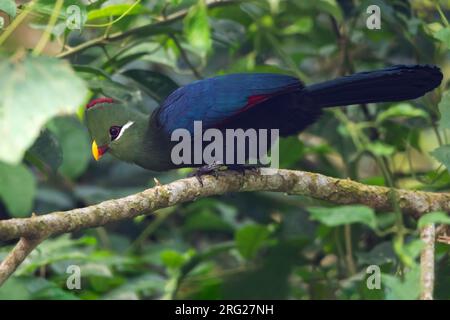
[157,73,303,134]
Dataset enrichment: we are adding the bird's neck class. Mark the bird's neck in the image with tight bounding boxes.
[132,114,174,171]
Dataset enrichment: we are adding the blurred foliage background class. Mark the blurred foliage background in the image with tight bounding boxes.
[0,0,450,300]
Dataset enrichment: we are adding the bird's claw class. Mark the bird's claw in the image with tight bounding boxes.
[188,161,225,186]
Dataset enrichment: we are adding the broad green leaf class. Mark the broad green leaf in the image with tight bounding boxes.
[0,55,87,164]
[438,91,450,129]
[376,103,428,123]
[309,205,377,230]
[103,274,165,299]
[161,250,187,269]
[427,22,443,35]
[382,266,420,300]
[0,161,36,217]
[184,210,233,233]
[183,0,212,57]
[26,278,80,300]
[16,235,94,275]
[0,277,32,299]
[77,263,113,278]
[418,211,450,229]
[122,69,179,103]
[366,141,396,157]
[87,3,149,21]
[0,0,16,18]
[316,0,343,22]
[33,0,87,30]
[282,17,313,35]
[403,239,424,261]
[33,0,85,19]
[87,77,141,103]
[278,136,304,168]
[431,145,450,171]
[434,27,450,50]
[357,241,395,265]
[27,129,63,172]
[47,117,90,179]
[235,224,271,259]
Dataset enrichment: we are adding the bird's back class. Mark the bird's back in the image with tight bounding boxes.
[156,73,304,135]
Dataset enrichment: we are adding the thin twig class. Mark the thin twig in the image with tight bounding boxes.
[56,0,243,59]
[0,237,44,287]
[32,0,64,56]
[420,224,435,300]
[170,33,203,79]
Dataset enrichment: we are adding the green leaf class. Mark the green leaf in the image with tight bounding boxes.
[0,161,36,217]
[0,277,32,299]
[278,136,305,168]
[316,0,343,22]
[418,211,450,229]
[27,278,80,300]
[103,274,165,299]
[382,266,420,300]
[27,129,63,172]
[235,224,271,260]
[184,0,212,57]
[366,141,396,157]
[184,210,233,233]
[122,69,179,103]
[87,3,149,21]
[357,241,395,265]
[431,145,450,171]
[47,117,91,179]
[403,239,424,261]
[87,77,141,103]
[33,0,87,30]
[309,205,377,230]
[438,91,450,129]
[16,235,94,275]
[0,0,16,18]
[376,103,428,123]
[434,27,450,50]
[161,250,187,269]
[282,17,313,35]
[0,55,87,164]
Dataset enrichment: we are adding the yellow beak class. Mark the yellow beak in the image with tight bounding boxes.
[92,141,110,161]
[92,140,101,161]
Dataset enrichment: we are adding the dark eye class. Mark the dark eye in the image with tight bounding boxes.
[109,126,121,140]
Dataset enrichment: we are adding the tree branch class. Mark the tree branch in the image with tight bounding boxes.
[0,237,44,286]
[0,168,449,286]
[420,224,435,300]
[1,169,449,242]
[56,0,243,59]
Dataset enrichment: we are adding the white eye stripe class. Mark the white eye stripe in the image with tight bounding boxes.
[116,121,134,141]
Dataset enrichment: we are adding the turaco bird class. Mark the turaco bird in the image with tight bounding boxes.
[85,65,442,173]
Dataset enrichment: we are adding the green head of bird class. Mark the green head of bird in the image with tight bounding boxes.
[85,98,148,164]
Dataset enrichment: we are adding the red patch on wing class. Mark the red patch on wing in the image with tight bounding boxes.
[86,97,115,109]
[247,94,271,106]
[234,94,273,115]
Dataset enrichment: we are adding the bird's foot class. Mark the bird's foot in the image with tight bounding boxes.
[188,161,226,186]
